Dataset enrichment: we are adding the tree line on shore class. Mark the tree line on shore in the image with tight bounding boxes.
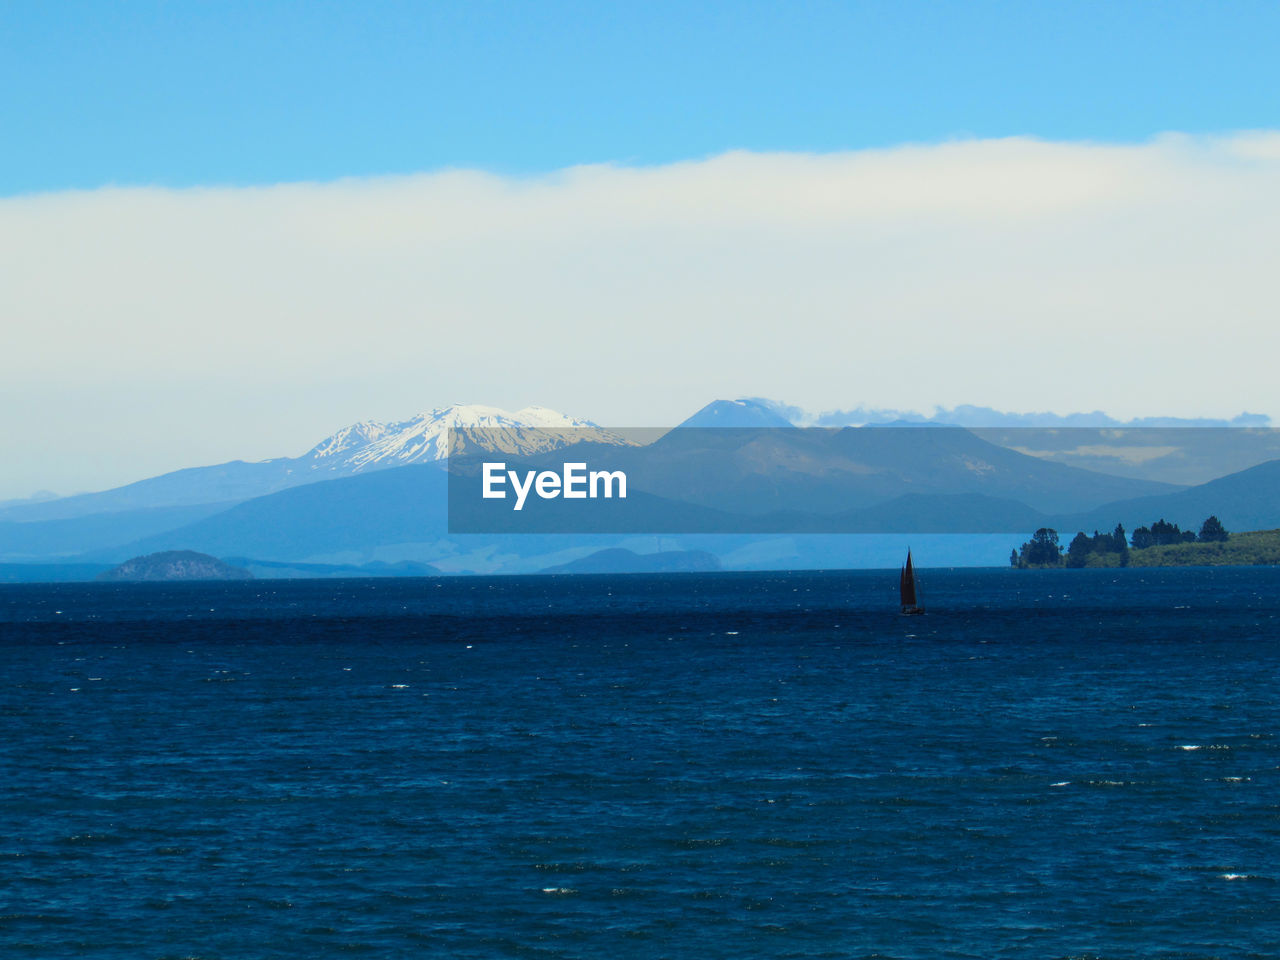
[1012,516,1230,568]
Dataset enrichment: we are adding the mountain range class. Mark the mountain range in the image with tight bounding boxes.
[0,404,617,523]
[742,398,1270,430]
[3,399,1279,577]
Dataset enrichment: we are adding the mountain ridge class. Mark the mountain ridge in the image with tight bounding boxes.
[8,399,1270,524]
[6,399,1280,575]
[0,404,619,523]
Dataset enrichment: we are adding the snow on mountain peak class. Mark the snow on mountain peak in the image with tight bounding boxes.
[304,403,628,475]
[306,420,391,459]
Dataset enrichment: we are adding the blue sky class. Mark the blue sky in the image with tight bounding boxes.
[5,0,1280,195]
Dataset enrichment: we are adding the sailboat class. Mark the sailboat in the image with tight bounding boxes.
[900,549,925,615]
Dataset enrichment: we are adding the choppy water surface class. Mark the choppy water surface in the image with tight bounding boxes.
[2,567,1279,958]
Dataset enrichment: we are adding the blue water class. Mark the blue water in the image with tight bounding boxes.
[3,567,1279,958]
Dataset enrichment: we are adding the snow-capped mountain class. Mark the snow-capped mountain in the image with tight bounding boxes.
[0,404,627,523]
[303,404,632,475]
[8,398,1273,530]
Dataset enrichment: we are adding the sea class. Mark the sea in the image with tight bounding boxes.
[2,567,1279,959]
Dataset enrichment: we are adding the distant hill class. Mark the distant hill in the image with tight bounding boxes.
[540,548,721,574]
[830,492,1047,533]
[811,404,1269,429]
[547,425,1180,518]
[1056,459,1280,534]
[0,502,235,561]
[97,551,252,581]
[0,404,616,523]
[0,458,309,523]
[86,465,451,563]
[9,399,1272,531]
[80,430,1192,567]
[1127,529,1280,567]
[679,399,795,428]
[969,426,1280,486]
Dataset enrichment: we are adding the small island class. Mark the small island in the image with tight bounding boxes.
[1012,517,1280,568]
[97,550,254,582]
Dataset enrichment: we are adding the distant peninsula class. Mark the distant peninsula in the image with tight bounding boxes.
[1013,518,1280,568]
[1121,529,1280,567]
[97,550,253,582]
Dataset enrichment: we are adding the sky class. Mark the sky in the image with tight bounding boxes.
[4,1,1280,498]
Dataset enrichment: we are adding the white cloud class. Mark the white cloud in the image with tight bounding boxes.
[3,132,1279,497]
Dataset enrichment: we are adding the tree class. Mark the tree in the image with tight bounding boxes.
[1150,518,1187,546]
[1131,525,1154,550]
[1010,548,1020,568]
[1025,528,1062,566]
[1065,531,1091,568]
[1199,515,1229,543]
[1113,524,1129,566]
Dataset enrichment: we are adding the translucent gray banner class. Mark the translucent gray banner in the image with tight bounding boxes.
[445,426,1280,535]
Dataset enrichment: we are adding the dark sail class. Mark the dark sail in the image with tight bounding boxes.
[900,549,923,613]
